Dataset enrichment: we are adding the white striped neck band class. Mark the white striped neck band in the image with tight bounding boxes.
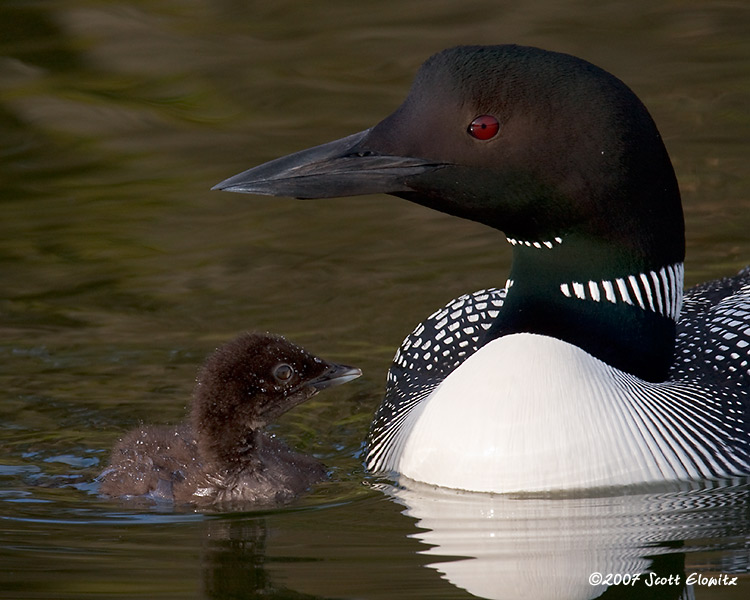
[558,263,684,321]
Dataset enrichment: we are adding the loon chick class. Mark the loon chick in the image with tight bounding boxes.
[213,45,750,493]
[99,332,361,505]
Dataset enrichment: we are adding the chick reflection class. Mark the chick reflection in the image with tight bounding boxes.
[383,481,750,600]
[203,518,318,600]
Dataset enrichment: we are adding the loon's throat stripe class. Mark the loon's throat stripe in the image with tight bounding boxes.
[560,263,684,320]
[506,236,563,248]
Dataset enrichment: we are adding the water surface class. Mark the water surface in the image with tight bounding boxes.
[1,1,749,598]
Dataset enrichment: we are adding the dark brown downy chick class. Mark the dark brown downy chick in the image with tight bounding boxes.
[98,333,361,506]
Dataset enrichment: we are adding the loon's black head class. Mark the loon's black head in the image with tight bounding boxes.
[192,332,361,465]
[214,45,685,381]
[215,45,682,261]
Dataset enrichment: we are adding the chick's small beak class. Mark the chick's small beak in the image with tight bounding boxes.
[305,363,362,392]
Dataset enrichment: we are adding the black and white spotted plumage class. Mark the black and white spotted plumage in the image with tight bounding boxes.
[367,269,750,479]
[367,288,506,472]
[214,44,750,491]
[671,267,750,387]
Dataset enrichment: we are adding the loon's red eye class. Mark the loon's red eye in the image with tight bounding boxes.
[468,115,499,140]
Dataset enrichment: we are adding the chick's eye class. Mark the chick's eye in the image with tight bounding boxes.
[468,115,499,140]
[273,363,294,382]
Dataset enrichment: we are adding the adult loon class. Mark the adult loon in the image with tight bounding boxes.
[213,45,750,493]
[99,332,361,505]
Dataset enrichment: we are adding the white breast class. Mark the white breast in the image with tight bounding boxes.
[394,333,745,493]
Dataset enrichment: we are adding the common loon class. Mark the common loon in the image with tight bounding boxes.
[99,332,361,505]
[213,45,750,493]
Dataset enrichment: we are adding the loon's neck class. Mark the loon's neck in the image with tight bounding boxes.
[484,234,683,382]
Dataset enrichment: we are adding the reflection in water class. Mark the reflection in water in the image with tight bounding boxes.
[203,517,319,600]
[385,480,750,600]
[1,0,749,598]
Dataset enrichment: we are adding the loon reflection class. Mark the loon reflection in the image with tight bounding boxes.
[382,480,749,600]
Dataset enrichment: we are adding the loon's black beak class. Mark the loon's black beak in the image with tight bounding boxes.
[304,362,362,392]
[212,129,444,199]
